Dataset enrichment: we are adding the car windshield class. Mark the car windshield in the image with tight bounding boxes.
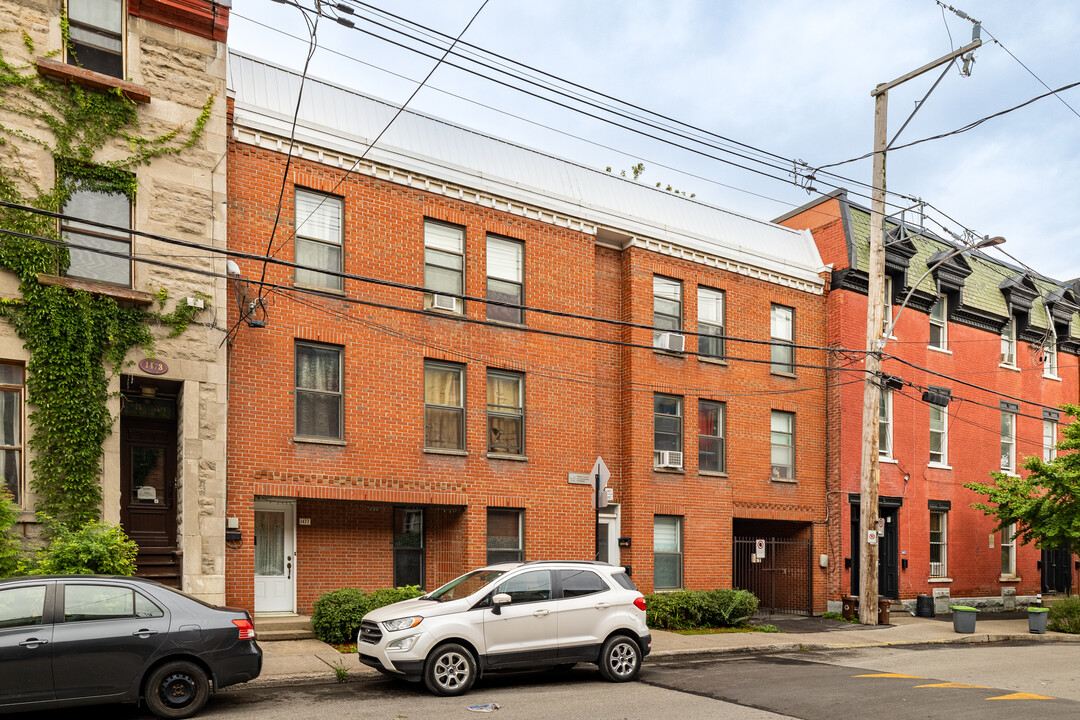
[427,569,507,601]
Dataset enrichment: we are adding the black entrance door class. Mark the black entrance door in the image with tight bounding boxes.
[1042,548,1072,594]
[850,499,901,600]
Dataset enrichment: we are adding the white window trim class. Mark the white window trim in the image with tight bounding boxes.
[929,510,947,578]
[928,295,948,350]
[1043,341,1059,379]
[878,388,893,460]
[1044,420,1057,462]
[929,404,947,466]
[1000,411,1016,474]
[1000,318,1017,367]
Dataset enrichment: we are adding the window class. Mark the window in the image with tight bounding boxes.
[424,221,465,312]
[558,568,608,598]
[61,175,132,286]
[393,508,424,589]
[64,584,161,622]
[1043,340,1058,378]
[770,410,795,480]
[1001,319,1016,366]
[882,276,893,336]
[770,304,794,374]
[878,388,892,459]
[294,342,342,440]
[928,296,947,349]
[486,236,523,323]
[1000,410,1015,473]
[487,508,523,564]
[1000,523,1016,576]
[929,510,947,577]
[294,190,342,290]
[929,404,947,465]
[698,400,725,473]
[487,370,523,455]
[1044,419,1057,462]
[0,585,46,629]
[66,0,124,78]
[653,394,683,468]
[0,365,22,505]
[424,361,464,450]
[495,569,551,604]
[697,287,725,358]
[653,515,683,590]
[653,276,682,343]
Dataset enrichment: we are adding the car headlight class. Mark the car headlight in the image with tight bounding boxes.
[382,616,423,632]
[386,634,420,652]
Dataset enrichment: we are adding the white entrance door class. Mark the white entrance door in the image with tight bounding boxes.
[254,499,296,614]
[598,504,620,566]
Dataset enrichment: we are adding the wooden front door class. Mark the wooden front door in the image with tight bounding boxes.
[120,393,180,587]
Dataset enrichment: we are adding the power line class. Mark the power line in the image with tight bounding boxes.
[981,26,1080,121]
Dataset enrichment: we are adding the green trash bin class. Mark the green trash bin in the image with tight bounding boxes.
[951,605,977,633]
[1028,607,1049,634]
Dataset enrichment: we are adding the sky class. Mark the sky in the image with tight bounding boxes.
[228,0,1080,282]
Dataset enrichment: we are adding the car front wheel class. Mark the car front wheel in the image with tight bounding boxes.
[144,660,210,719]
[597,635,641,683]
[423,643,477,696]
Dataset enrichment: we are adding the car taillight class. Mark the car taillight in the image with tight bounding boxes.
[634,597,647,612]
[233,618,256,640]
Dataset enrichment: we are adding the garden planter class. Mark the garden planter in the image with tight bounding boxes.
[1028,607,1049,634]
[951,605,977,633]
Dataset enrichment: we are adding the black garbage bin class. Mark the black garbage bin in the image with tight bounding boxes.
[916,594,935,618]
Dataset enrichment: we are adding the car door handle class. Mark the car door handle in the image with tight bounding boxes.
[132,629,159,638]
[18,638,48,647]
[533,609,550,617]
[594,602,611,610]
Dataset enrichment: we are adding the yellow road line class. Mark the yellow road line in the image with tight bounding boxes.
[854,673,928,679]
[915,682,992,689]
[987,693,1055,700]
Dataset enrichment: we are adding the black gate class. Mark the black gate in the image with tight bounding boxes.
[1042,548,1072,594]
[734,536,813,615]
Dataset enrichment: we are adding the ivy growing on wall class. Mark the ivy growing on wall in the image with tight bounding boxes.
[0,35,214,528]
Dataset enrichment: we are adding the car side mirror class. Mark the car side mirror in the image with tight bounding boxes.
[491,592,511,616]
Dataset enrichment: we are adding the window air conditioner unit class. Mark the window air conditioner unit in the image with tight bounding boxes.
[654,332,685,352]
[771,465,791,479]
[655,450,683,469]
[431,293,460,312]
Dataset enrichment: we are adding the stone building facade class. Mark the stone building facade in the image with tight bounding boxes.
[226,52,832,615]
[0,0,231,601]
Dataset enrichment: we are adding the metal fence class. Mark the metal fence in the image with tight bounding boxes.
[733,536,813,616]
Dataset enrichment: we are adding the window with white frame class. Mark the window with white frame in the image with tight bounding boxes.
[1000,523,1016,576]
[424,360,464,450]
[698,400,725,473]
[770,304,794,374]
[487,369,523,455]
[882,276,893,336]
[424,221,465,313]
[929,509,947,577]
[66,0,124,78]
[487,508,523,564]
[770,410,795,480]
[653,276,683,345]
[653,515,683,590]
[294,342,342,440]
[697,287,725,358]
[0,365,23,505]
[61,174,132,286]
[1000,408,1016,473]
[928,295,947,349]
[929,404,947,465]
[486,235,523,324]
[654,394,683,468]
[1000,318,1017,366]
[1044,419,1057,462]
[878,388,892,459]
[1043,340,1058,377]
[294,189,343,290]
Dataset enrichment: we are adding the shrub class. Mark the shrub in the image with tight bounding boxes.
[312,588,369,645]
[645,588,759,630]
[0,489,20,579]
[366,585,423,611]
[31,522,137,576]
[1047,596,1080,634]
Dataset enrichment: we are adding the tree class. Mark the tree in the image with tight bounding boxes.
[964,403,1080,550]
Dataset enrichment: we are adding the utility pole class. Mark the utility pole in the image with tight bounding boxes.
[857,26,982,625]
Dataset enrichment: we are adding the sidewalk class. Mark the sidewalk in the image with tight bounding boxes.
[245,612,1080,688]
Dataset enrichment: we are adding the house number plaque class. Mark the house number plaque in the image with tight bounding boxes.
[139,358,168,375]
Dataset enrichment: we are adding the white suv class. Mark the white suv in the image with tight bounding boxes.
[358,561,651,696]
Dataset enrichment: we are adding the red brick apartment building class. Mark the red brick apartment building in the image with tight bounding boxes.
[225,52,832,616]
[779,190,1080,613]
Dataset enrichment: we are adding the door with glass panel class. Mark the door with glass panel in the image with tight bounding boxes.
[254,500,296,613]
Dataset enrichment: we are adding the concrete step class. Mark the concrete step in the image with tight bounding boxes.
[254,615,315,641]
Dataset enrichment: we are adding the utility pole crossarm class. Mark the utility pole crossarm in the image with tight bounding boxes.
[872,38,982,97]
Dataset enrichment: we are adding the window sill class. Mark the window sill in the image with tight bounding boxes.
[1043,374,1061,382]
[293,436,346,446]
[770,477,797,484]
[770,370,797,379]
[653,349,685,359]
[697,356,728,366]
[653,467,685,474]
[37,274,154,305]
[698,470,728,478]
[999,363,1020,372]
[927,462,952,471]
[927,346,952,355]
[35,57,151,103]
[879,457,898,464]
[485,318,527,329]
[424,306,465,318]
[487,452,527,462]
[294,281,346,296]
[928,577,953,583]
[999,575,1021,583]
[424,448,467,457]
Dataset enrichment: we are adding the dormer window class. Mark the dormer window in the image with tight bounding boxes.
[1000,318,1016,366]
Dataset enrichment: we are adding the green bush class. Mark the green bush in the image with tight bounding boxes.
[1047,596,1080,634]
[31,522,137,576]
[312,585,424,644]
[645,588,759,630]
[0,489,20,579]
